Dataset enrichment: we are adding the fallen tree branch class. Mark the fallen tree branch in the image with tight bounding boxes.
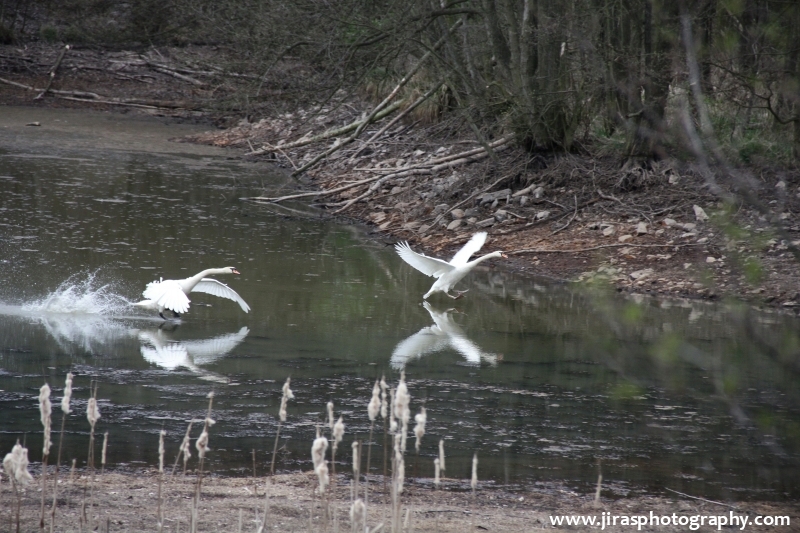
[350,80,445,160]
[247,101,404,156]
[241,174,384,203]
[35,44,69,100]
[510,242,704,255]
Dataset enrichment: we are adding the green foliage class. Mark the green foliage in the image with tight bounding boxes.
[609,381,645,401]
[40,26,59,43]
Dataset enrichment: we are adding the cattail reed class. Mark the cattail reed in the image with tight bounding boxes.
[311,433,329,493]
[191,392,215,533]
[413,407,426,453]
[365,379,380,503]
[332,415,344,480]
[157,430,166,532]
[171,420,193,476]
[39,382,52,531]
[351,441,361,502]
[327,401,335,434]
[438,439,446,475]
[100,431,108,474]
[50,372,73,532]
[380,375,388,493]
[471,452,478,493]
[394,373,410,453]
[350,498,366,533]
[433,458,440,488]
[4,442,33,533]
[271,377,294,476]
[86,384,101,530]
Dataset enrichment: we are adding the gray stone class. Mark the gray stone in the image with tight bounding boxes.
[494,209,508,222]
[446,219,462,231]
[451,208,465,219]
[636,222,648,235]
[476,218,495,228]
[535,210,550,220]
[602,225,615,236]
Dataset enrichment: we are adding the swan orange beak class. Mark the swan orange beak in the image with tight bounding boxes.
[501,253,509,259]
[232,268,241,275]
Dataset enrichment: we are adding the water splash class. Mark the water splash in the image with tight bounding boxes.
[23,271,131,316]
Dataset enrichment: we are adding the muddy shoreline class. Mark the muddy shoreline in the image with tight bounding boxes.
[4,470,799,533]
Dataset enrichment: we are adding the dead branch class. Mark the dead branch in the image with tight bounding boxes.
[248,101,404,156]
[350,80,445,160]
[144,61,205,86]
[242,174,385,203]
[550,195,578,236]
[35,44,69,100]
[510,242,704,255]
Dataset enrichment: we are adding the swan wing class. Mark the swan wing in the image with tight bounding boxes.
[449,232,487,267]
[448,335,484,366]
[145,281,191,314]
[191,279,251,313]
[395,241,454,278]
[390,327,449,369]
[183,327,250,364]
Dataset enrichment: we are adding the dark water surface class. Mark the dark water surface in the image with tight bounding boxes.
[1,107,798,501]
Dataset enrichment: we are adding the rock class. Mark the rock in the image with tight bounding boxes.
[418,224,431,234]
[706,256,716,263]
[464,207,481,218]
[618,234,633,243]
[693,204,709,222]
[369,211,387,223]
[518,195,530,207]
[413,149,425,157]
[535,210,550,220]
[602,225,615,236]
[467,217,478,225]
[494,209,508,222]
[432,203,449,215]
[630,268,654,280]
[479,189,512,206]
[636,222,648,235]
[403,221,421,230]
[532,186,544,199]
[668,174,679,185]
[476,218,495,228]
[491,199,499,209]
[681,222,697,231]
[697,237,708,244]
[451,208,465,219]
[446,219,462,231]
[655,229,664,236]
[663,218,677,227]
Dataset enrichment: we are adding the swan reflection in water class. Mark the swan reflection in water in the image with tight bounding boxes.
[137,326,249,383]
[390,302,499,369]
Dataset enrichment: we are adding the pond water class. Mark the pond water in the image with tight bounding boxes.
[1,107,799,502]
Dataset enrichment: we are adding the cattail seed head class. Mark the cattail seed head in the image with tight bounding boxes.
[350,498,366,530]
[315,461,329,493]
[180,423,192,468]
[351,441,359,475]
[438,439,446,473]
[61,372,73,414]
[39,383,52,455]
[394,372,410,426]
[333,416,345,446]
[379,376,387,419]
[326,401,334,432]
[434,458,440,487]
[101,431,108,466]
[311,435,328,470]
[471,452,478,491]
[3,443,33,485]
[196,428,209,459]
[388,388,397,433]
[368,379,380,422]
[279,377,294,422]
[413,407,426,453]
[158,430,166,473]
[86,397,100,428]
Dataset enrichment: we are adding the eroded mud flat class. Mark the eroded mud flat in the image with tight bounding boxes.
[0,107,799,504]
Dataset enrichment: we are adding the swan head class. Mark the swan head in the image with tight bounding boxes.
[226,267,241,275]
[500,253,508,259]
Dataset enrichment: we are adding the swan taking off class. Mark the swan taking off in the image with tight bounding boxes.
[395,232,507,299]
[134,267,251,319]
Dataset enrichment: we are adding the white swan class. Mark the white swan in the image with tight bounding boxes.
[395,232,507,299]
[134,267,250,319]
[390,302,498,369]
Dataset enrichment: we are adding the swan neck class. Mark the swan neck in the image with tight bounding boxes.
[468,252,500,266]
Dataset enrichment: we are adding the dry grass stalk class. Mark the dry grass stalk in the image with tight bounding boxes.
[365,379,380,504]
[594,473,603,508]
[350,498,366,533]
[379,376,388,493]
[351,441,361,503]
[438,440,446,476]
[172,420,193,477]
[100,432,108,475]
[332,415,345,482]
[50,372,72,532]
[39,383,52,531]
